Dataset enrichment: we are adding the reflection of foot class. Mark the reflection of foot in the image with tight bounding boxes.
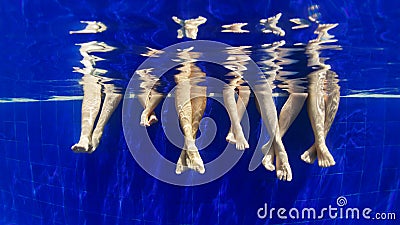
[175,150,190,174]
[316,144,335,167]
[71,137,92,153]
[262,145,275,171]
[225,131,236,144]
[275,151,292,181]
[300,145,317,164]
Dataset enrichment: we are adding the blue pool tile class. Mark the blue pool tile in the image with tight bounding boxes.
[7,159,32,180]
[13,178,35,199]
[345,122,366,148]
[379,168,398,191]
[342,172,362,195]
[27,120,42,144]
[14,195,41,217]
[381,146,400,169]
[0,190,14,209]
[384,121,400,146]
[0,103,15,122]
[384,99,400,122]
[366,98,385,122]
[31,164,63,187]
[13,103,27,122]
[365,122,384,147]
[15,141,30,162]
[360,171,380,193]
[3,121,16,140]
[120,196,144,221]
[328,122,347,150]
[346,98,366,123]
[15,122,28,142]
[4,140,17,160]
[344,148,364,172]
[34,183,64,206]
[0,123,5,140]
[319,174,343,198]
[37,201,66,224]
[15,210,43,225]
[41,144,60,166]
[63,207,81,225]
[358,192,378,209]
[0,140,6,158]
[40,102,58,145]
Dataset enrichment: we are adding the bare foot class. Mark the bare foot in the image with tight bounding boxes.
[183,140,205,174]
[71,137,92,153]
[232,129,249,150]
[225,130,236,144]
[316,143,335,167]
[301,145,317,164]
[148,113,158,125]
[175,150,190,174]
[275,150,292,181]
[262,145,275,171]
[90,130,103,153]
[140,111,158,127]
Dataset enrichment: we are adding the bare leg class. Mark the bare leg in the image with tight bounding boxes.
[264,93,308,170]
[91,90,122,152]
[139,90,163,127]
[226,87,251,144]
[223,85,249,150]
[254,84,292,181]
[301,71,340,165]
[175,68,205,174]
[305,70,336,167]
[187,74,207,174]
[71,77,101,152]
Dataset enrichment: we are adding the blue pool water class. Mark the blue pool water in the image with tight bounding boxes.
[1,0,399,224]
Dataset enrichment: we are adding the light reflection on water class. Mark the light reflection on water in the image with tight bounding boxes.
[1,16,400,104]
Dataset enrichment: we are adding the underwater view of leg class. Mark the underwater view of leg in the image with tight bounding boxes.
[301,71,340,166]
[305,70,336,167]
[91,89,122,152]
[174,66,205,174]
[139,90,163,127]
[223,85,249,150]
[273,135,292,182]
[225,87,250,145]
[72,76,102,153]
[263,93,306,177]
[176,149,189,174]
[254,83,293,180]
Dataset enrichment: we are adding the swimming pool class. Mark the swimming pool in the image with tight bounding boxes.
[0,0,399,224]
